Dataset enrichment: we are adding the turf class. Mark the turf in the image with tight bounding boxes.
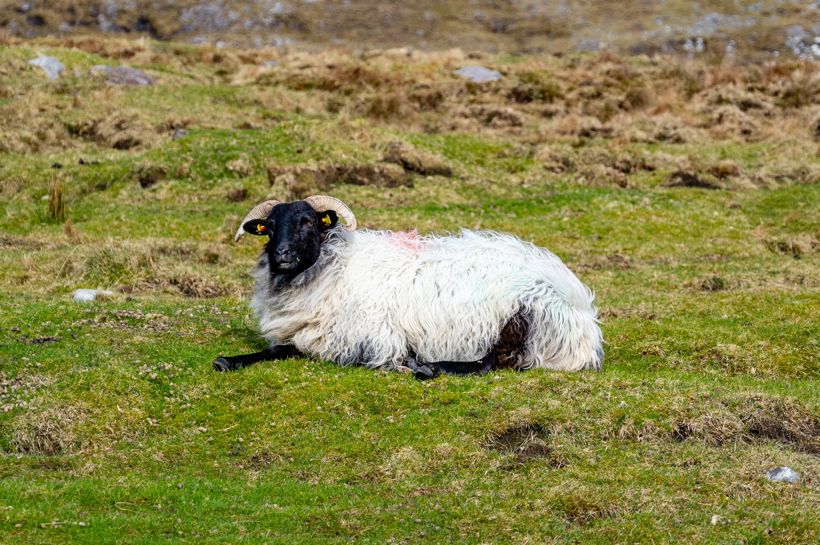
[0,38,818,544]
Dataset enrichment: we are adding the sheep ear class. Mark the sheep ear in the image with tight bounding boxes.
[317,210,338,231]
[242,219,269,236]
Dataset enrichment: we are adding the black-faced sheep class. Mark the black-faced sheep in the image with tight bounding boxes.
[214,195,603,378]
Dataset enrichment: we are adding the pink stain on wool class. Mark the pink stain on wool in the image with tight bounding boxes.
[390,229,424,254]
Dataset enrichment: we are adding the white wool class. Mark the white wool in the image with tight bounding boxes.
[251,229,603,371]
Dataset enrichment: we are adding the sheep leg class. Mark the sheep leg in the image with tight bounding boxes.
[404,353,496,380]
[213,345,301,372]
[431,353,497,376]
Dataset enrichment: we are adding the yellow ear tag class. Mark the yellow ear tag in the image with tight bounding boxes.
[321,215,331,226]
[256,224,266,233]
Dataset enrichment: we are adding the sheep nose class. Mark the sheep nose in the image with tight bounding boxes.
[275,246,296,262]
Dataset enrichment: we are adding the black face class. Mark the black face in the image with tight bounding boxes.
[242,201,338,276]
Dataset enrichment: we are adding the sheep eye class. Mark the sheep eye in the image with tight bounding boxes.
[300,217,314,227]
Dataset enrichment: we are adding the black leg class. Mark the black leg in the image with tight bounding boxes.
[404,352,497,380]
[434,352,496,376]
[213,345,301,372]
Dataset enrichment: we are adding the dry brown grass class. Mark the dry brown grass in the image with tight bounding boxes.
[47,178,66,223]
[12,404,85,455]
[50,241,240,298]
[617,395,819,455]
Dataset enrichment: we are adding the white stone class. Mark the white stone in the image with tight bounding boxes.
[29,56,65,80]
[72,289,113,302]
[765,466,800,484]
[453,65,502,83]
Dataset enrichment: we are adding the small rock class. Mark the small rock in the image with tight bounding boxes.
[766,466,800,484]
[29,56,64,80]
[172,128,190,141]
[72,289,113,302]
[453,65,502,83]
[90,65,154,86]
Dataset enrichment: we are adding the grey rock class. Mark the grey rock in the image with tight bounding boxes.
[72,289,113,302]
[91,65,154,86]
[172,128,190,141]
[28,56,64,80]
[453,65,502,83]
[765,466,800,484]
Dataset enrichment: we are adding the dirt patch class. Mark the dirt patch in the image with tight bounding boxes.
[382,141,452,177]
[12,405,84,455]
[698,276,727,291]
[483,422,562,466]
[226,188,248,202]
[134,163,167,188]
[765,237,814,259]
[672,396,820,455]
[66,111,160,150]
[663,170,721,190]
[269,161,411,199]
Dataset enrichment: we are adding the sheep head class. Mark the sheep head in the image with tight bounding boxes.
[235,195,357,274]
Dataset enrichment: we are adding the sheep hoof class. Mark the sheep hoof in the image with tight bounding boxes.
[402,356,440,380]
[413,364,440,380]
[213,357,232,372]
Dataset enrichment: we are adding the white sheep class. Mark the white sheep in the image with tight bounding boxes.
[214,195,603,378]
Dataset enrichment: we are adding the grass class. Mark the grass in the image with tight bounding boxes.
[0,37,818,544]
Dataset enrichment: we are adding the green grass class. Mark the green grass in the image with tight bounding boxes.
[0,40,818,544]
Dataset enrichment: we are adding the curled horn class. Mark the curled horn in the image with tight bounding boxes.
[234,200,281,241]
[304,195,357,232]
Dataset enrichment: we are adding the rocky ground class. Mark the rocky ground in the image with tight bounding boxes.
[1,1,819,61]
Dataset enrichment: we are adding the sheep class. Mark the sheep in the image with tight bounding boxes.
[213,195,603,378]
